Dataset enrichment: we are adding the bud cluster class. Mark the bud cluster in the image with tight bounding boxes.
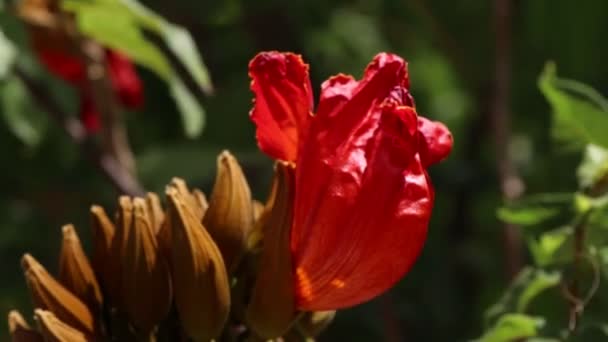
[8,151,333,342]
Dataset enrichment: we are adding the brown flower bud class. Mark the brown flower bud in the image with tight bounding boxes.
[107,196,134,308]
[246,162,298,339]
[8,310,43,342]
[90,205,116,304]
[121,197,172,334]
[167,186,230,341]
[58,224,103,313]
[21,254,95,335]
[145,192,165,233]
[191,188,209,219]
[203,150,254,271]
[34,309,88,342]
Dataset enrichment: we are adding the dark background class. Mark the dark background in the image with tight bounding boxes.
[1,0,608,340]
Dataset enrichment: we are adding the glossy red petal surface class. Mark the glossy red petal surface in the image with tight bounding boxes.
[249,52,313,162]
[292,103,432,310]
[417,116,453,167]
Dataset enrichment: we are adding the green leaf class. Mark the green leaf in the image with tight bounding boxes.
[0,30,16,79]
[577,144,608,190]
[516,270,561,312]
[497,193,574,226]
[159,24,213,94]
[117,0,213,94]
[63,1,171,79]
[529,226,573,267]
[476,314,544,342]
[169,77,205,138]
[485,267,561,325]
[539,62,608,149]
[0,75,47,146]
[62,0,211,137]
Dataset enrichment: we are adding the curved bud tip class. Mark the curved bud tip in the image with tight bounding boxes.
[21,253,95,336]
[8,310,43,341]
[34,309,88,342]
[203,150,254,272]
[58,224,103,313]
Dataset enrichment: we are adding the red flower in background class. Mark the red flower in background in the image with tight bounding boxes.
[36,47,143,133]
[249,52,452,310]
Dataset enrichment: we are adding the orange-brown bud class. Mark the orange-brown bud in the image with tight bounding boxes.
[58,224,103,313]
[34,309,89,342]
[8,310,43,342]
[90,205,117,305]
[167,186,230,341]
[121,197,172,333]
[145,192,165,233]
[21,254,95,336]
[203,150,254,271]
[246,162,298,339]
[107,196,134,308]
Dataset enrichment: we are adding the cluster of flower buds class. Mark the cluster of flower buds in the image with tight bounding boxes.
[8,151,335,342]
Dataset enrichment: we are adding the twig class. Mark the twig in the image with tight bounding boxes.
[491,0,524,279]
[14,65,145,197]
[79,38,137,175]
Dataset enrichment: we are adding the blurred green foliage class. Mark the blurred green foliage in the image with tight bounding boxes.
[1,0,608,341]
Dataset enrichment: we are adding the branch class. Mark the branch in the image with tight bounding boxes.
[491,0,524,279]
[14,65,145,197]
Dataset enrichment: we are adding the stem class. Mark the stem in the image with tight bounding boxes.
[14,65,145,197]
[79,39,137,175]
[492,0,523,279]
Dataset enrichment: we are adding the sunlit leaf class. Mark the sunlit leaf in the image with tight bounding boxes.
[516,270,561,312]
[539,62,608,149]
[115,0,214,94]
[160,24,213,94]
[169,77,204,138]
[578,144,608,191]
[63,0,171,78]
[529,226,573,267]
[497,193,574,226]
[62,0,211,137]
[476,314,544,342]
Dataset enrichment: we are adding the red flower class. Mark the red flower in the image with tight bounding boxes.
[249,52,452,310]
[36,47,143,133]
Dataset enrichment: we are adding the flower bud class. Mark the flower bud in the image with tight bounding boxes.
[156,179,206,264]
[90,205,116,304]
[8,310,43,342]
[246,162,298,339]
[167,186,230,341]
[108,196,134,308]
[34,309,89,342]
[21,254,95,335]
[203,150,254,271]
[58,224,103,313]
[145,192,165,233]
[121,197,172,334]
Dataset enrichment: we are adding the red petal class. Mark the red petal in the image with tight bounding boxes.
[417,116,453,167]
[292,104,432,310]
[249,52,313,162]
[36,48,86,85]
[106,50,144,109]
[79,95,101,134]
